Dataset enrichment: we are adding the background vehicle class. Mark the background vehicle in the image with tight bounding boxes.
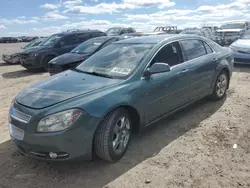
[142,31,167,36]
[48,36,126,75]
[0,37,18,43]
[215,21,249,45]
[20,30,106,70]
[154,26,182,34]
[106,27,136,36]
[121,32,144,37]
[230,30,250,64]
[2,38,45,64]
[10,35,233,162]
[180,28,217,41]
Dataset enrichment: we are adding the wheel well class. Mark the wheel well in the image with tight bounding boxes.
[221,67,230,89]
[121,105,140,133]
[45,55,56,62]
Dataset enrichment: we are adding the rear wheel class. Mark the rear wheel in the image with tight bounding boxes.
[43,56,55,71]
[94,108,131,162]
[211,71,228,100]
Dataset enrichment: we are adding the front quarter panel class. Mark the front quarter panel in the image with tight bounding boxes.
[78,80,143,119]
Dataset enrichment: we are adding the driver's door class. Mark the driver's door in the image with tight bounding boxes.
[141,42,191,124]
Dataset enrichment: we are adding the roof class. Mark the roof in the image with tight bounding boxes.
[56,30,104,36]
[116,34,197,44]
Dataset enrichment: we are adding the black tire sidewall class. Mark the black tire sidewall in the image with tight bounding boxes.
[43,56,54,70]
[108,109,131,161]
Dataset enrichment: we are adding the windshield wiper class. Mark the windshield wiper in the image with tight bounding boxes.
[85,71,114,79]
[71,68,114,79]
[70,67,86,73]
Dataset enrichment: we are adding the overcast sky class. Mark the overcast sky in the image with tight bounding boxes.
[0,0,249,36]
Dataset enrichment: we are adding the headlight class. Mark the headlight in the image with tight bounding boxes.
[37,109,82,132]
[30,53,39,58]
[230,45,237,52]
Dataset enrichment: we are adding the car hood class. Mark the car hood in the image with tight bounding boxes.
[16,70,121,109]
[21,46,47,54]
[50,52,91,65]
[216,29,244,33]
[231,39,250,48]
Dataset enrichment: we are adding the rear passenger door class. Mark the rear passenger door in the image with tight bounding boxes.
[179,39,217,102]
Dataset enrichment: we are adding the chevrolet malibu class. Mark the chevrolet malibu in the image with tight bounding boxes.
[9,35,233,162]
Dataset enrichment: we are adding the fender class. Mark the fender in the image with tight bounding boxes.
[39,52,59,67]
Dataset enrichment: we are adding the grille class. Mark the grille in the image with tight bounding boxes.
[234,58,250,63]
[20,54,29,59]
[9,106,31,124]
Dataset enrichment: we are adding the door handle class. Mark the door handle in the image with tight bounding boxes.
[177,69,189,75]
[212,57,218,62]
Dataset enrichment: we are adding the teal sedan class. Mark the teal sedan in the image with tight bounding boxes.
[9,35,233,161]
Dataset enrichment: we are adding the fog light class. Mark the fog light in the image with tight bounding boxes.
[49,152,58,159]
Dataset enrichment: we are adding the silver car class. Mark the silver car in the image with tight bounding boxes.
[230,30,250,64]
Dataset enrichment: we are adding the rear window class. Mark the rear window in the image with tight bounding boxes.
[180,40,207,61]
[203,42,213,54]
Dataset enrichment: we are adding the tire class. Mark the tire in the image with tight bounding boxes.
[43,56,55,71]
[211,71,228,101]
[94,108,131,162]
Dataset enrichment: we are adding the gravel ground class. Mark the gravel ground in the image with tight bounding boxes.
[0,43,250,188]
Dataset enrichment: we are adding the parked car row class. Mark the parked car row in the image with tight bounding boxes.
[8,33,234,162]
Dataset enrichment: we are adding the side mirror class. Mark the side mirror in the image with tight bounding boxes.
[143,62,170,77]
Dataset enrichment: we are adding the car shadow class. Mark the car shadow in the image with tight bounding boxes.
[233,64,250,73]
[0,62,18,67]
[1,69,45,79]
[0,97,225,188]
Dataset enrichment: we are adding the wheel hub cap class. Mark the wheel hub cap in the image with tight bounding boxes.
[216,74,227,97]
[113,117,130,154]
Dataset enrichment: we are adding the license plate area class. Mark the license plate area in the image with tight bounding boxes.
[9,123,24,140]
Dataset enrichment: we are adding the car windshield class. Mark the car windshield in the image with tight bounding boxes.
[76,43,154,79]
[241,32,250,39]
[221,23,245,29]
[39,34,63,46]
[106,28,121,35]
[71,38,108,54]
[23,40,39,49]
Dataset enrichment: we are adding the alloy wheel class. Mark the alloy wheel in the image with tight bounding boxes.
[112,116,130,154]
[216,74,228,97]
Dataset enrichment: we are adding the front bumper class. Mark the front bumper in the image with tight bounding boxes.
[20,55,42,69]
[232,51,250,65]
[48,63,65,75]
[9,103,101,161]
[2,54,20,64]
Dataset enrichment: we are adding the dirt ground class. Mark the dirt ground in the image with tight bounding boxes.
[0,43,250,188]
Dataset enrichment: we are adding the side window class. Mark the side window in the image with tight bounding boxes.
[127,28,133,33]
[98,32,106,36]
[203,42,213,54]
[77,33,90,43]
[61,35,78,46]
[151,42,183,67]
[120,29,128,35]
[180,40,206,61]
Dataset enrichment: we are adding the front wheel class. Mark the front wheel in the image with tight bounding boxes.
[94,108,131,162]
[211,71,228,100]
[43,56,55,71]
